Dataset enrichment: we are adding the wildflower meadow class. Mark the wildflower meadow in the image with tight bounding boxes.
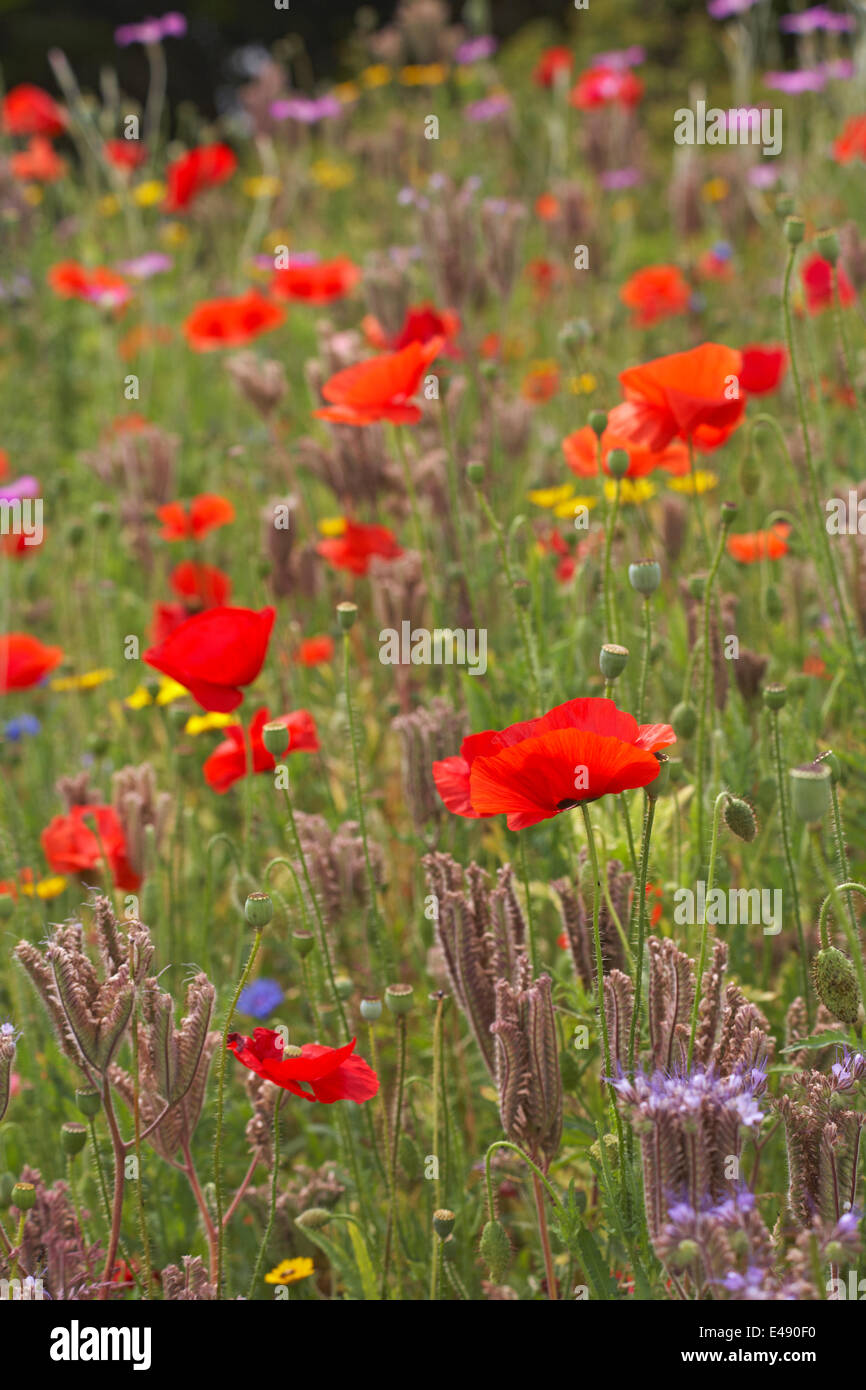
[2,0,866,1348]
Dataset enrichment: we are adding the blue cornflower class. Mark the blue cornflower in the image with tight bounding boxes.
[238,978,284,1020]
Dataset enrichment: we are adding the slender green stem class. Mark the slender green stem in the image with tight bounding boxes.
[627,792,656,1075]
[687,791,727,1066]
[247,1093,283,1298]
[768,706,810,1014]
[381,1013,408,1298]
[693,521,727,874]
[280,784,350,1037]
[637,595,652,725]
[602,477,621,644]
[342,629,389,978]
[476,488,544,714]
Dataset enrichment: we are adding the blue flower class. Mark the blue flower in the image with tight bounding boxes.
[238,978,284,1020]
[3,714,40,742]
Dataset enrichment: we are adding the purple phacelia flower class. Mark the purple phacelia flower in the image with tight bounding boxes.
[270,95,342,124]
[115,12,186,47]
[455,36,498,64]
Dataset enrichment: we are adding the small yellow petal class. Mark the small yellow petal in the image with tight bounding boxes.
[553,495,597,519]
[528,483,575,509]
[604,478,655,505]
[185,712,235,735]
[35,876,68,900]
[156,677,189,706]
[317,516,347,537]
[667,470,718,496]
[133,179,166,207]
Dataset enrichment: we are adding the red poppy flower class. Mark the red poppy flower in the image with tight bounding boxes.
[738,344,787,395]
[3,84,65,137]
[271,256,361,304]
[726,523,790,564]
[522,363,560,402]
[313,337,444,426]
[182,290,284,351]
[150,601,190,646]
[10,137,66,183]
[316,519,402,576]
[535,192,561,221]
[563,425,690,480]
[41,804,140,892]
[143,605,275,712]
[0,633,63,692]
[538,529,577,584]
[203,705,319,793]
[433,697,675,831]
[526,259,561,297]
[295,635,335,666]
[570,66,643,110]
[833,114,866,165]
[103,139,148,171]
[47,261,131,308]
[362,304,461,358]
[169,560,231,607]
[697,248,734,282]
[157,494,235,540]
[801,255,856,314]
[163,143,237,212]
[609,342,745,454]
[533,47,573,89]
[227,1028,379,1104]
[619,265,691,327]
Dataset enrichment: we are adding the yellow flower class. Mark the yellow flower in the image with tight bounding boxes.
[361,65,391,89]
[22,186,43,207]
[161,221,188,247]
[317,516,347,537]
[668,470,718,495]
[133,180,166,207]
[702,177,729,204]
[243,175,281,200]
[98,194,121,218]
[611,197,635,223]
[310,159,355,190]
[185,711,235,735]
[333,81,360,103]
[125,676,189,709]
[603,478,655,505]
[569,373,597,395]
[528,483,574,509]
[50,668,115,693]
[265,1257,314,1286]
[400,63,448,86]
[554,495,597,519]
[35,876,68,901]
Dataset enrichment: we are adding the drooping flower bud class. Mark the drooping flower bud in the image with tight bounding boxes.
[295,1207,333,1230]
[723,796,758,842]
[480,1218,511,1281]
[811,947,860,1024]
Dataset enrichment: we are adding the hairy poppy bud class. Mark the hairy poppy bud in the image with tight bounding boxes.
[606,448,630,480]
[295,1207,332,1230]
[244,892,273,931]
[628,559,661,595]
[687,573,706,600]
[12,1181,36,1211]
[671,702,697,739]
[599,643,629,679]
[789,763,832,823]
[385,983,413,1016]
[480,1218,511,1281]
[812,947,860,1024]
[724,796,758,842]
[433,1209,455,1239]
[61,1121,87,1156]
[360,996,382,1021]
[815,749,841,782]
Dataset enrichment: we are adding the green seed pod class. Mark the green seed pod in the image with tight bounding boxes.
[720,500,739,528]
[785,215,805,245]
[433,1209,456,1239]
[76,1087,101,1117]
[12,1182,36,1211]
[789,762,832,823]
[334,976,353,1001]
[646,755,671,799]
[244,892,274,930]
[336,601,357,632]
[811,947,860,1024]
[466,459,485,486]
[512,579,531,608]
[360,996,382,1021]
[588,408,608,438]
[816,228,840,266]
[480,1218,511,1282]
[262,721,290,757]
[775,193,795,219]
[762,683,787,711]
[599,643,629,679]
[295,1207,332,1230]
[628,559,661,595]
[385,983,414,1016]
[723,796,758,842]
[61,1122,87,1156]
[292,928,315,957]
[687,573,706,600]
[765,585,783,622]
[606,448,630,480]
[671,702,697,739]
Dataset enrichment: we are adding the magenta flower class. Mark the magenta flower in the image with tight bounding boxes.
[115,12,186,46]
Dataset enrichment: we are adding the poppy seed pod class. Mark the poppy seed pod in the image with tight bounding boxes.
[336,601,357,632]
[360,995,382,1021]
[607,447,630,480]
[334,976,354,1000]
[262,721,290,757]
[811,947,860,1024]
[513,578,531,608]
[12,1181,36,1211]
[76,1087,101,1117]
[433,1208,456,1239]
[385,983,414,1015]
[466,459,485,486]
[720,500,738,528]
[646,754,670,799]
[687,574,706,600]
[588,408,608,438]
[244,892,274,931]
[599,643,629,679]
[775,193,794,219]
[789,762,832,823]
[723,796,758,842]
[292,928,315,957]
[762,683,787,711]
[628,559,661,595]
[61,1121,87,1156]
[784,216,805,245]
[816,228,840,266]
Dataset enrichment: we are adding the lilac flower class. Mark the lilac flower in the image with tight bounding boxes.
[4,715,41,741]
[780,6,856,33]
[763,68,827,92]
[464,94,512,122]
[600,167,642,190]
[455,36,498,64]
[708,0,762,17]
[115,12,186,47]
[591,45,645,69]
[270,95,342,124]
[830,1049,866,1092]
[116,252,173,280]
[0,476,39,501]
[237,978,283,1020]
[748,163,781,188]
[819,58,855,80]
